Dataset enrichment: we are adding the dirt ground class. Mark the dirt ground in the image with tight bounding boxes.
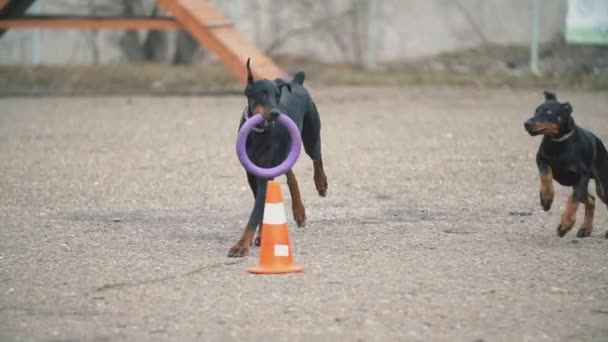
[1,86,607,341]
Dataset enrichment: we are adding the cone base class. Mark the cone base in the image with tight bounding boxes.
[247,264,304,274]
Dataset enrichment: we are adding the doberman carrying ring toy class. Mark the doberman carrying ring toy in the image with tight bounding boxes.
[236,113,301,179]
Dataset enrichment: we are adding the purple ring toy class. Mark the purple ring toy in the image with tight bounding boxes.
[236,113,301,179]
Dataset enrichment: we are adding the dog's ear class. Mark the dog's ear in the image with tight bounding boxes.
[246,58,254,86]
[244,58,254,96]
[275,78,292,94]
[564,111,575,132]
[561,101,573,115]
[561,102,575,132]
[543,91,557,101]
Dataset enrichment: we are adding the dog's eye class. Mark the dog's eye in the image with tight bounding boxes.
[262,90,268,97]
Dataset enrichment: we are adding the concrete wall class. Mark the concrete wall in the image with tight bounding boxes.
[0,0,568,65]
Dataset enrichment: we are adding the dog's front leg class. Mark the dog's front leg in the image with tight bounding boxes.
[595,180,608,239]
[574,173,594,238]
[537,160,554,211]
[557,193,578,237]
[557,174,589,237]
[228,179,268,257]
[313,159,328,197]
[577,194,595,238]
[286,170,306,227]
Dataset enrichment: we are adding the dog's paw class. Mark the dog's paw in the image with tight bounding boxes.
[314,173,328,197]
[556,224,573,238]
[293,204,306,227]
[540,191,553,211]
[254,235,262,247]
[293,211,306,228]
[576,227,592,238]
[541,199,553,211]
[227,243,249,257]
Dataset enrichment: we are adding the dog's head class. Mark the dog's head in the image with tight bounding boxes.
[244,58,291,122]
[524,91,574,138]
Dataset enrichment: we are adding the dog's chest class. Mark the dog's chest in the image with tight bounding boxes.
[246,129,290,168]
[549,158,581,186]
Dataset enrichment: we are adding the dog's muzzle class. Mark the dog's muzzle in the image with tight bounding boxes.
[243,106,275,133]
[268,109,281,120]
[524,119,539,136]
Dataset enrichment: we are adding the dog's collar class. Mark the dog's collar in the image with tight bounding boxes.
[552,129,575,142]
[242,106,265,133]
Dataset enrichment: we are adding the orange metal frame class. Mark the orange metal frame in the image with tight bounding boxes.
[0,16,180,30]
[0,0,286,82]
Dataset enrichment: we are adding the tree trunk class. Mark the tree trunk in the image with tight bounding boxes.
[142,5,168,62]
[172,31,201,65]
[143,30,168,62]
[118,0,144,61]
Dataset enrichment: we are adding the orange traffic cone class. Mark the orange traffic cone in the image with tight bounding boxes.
[248,180,304,274]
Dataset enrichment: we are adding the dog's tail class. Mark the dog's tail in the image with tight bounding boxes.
[292,71,305,85]
[594,135,608,203]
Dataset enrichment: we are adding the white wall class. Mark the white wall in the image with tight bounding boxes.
[0,0,568,65]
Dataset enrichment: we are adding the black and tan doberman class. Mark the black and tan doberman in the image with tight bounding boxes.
[525,91,608,239]
[228,59,328,257]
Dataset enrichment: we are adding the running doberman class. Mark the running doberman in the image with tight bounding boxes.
[524,91,608,239]
[228,59,328,257]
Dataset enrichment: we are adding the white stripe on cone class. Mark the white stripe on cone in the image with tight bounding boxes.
[274,244,289,257]
[263,202,287,225]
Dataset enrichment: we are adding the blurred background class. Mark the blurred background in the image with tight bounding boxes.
[0,0,606,95]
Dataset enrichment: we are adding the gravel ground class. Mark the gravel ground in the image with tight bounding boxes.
[1,86,607,342]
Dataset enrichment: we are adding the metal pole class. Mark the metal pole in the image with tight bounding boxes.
[366,0,379,70]
[529,0,540,75]
[32,0,41,65]
[231,0,243,30]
